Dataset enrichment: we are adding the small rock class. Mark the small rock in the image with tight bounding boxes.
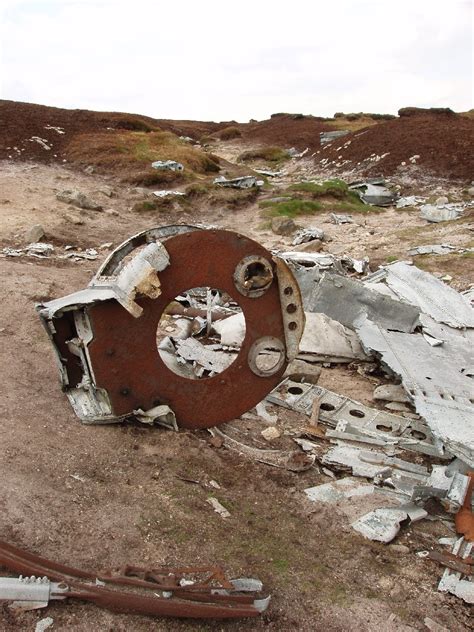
[209,435,223,448]
[56,189,103,211]
[424,616,450,632]
[389,544,410,554]
[261,426,281,441]
[435,196,449,206]
[293,240,323,253]
[25,224,45,243]
[84,165,95,174]
[385,402,410,412]
[271,216,297,236]
[129,186,152,197]
[63,213,85,226]
[373,384,409,403]
[285,359,322,384]
[467,186,474,197]
[105,208,119,216]
[35,617,54,632]
[98,185,115,198]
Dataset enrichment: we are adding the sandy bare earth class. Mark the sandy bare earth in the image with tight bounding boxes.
[0,160,472,631]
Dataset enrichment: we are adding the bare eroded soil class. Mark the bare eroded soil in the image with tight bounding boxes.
[0,160,472,631]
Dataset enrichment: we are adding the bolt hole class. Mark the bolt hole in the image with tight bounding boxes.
[284,286,293,295]
[320,402,335,411]
[288,321,298,331]
[349,409,365,418]
[288,386,304,395]
[376,424,392,432]
[411,430,427,441]
[286,303,297,314]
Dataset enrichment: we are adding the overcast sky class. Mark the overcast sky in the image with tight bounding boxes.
[0,0,472,122]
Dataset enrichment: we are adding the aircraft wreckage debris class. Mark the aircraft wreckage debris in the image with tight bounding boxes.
[37,226,304,428]
[0,539,270,619]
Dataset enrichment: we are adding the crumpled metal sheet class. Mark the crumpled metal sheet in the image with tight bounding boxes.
[407,244,458,256]
[351,507,409,542]
[357,319,474,467]
[349,180,398,207]
[213,176,262,189]
[308,272,420,332]
[298,312,368,362]
[367,262,474,329]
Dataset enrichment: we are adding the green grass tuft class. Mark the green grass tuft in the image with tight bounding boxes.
[260,198,322,218]
[289,178,350,198]
[239,146,290,163]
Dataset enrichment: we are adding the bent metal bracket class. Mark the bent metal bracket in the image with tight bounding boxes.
[37,226,305,429]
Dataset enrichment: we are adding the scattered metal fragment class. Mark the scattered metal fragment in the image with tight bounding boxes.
[304,478,375,504]
[0,539,270,619]
[292,228,325,246]
[37,226,303,428]
[153,190,186,198]
[351,507,409,543]
[349,179,398,206]
[207,497,231,518]
[151,160,184,172]
[254,169,282,177]
[407,244,458,256]
[437,537,474,603]
[133,405,177,430]
[321,444,429,480]
[396,196,425,208]
[330,213,353,224]
[420,203,466,223]
[208,426,315,472]
[212,312,246,347]
[213,175,263,189]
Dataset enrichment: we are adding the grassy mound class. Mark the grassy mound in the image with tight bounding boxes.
[238,146,290,163]
[260,179,383,218]
[218,126,242,140]
[66,130,220,184]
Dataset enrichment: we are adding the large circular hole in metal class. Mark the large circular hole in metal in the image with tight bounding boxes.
[157,286,245,380]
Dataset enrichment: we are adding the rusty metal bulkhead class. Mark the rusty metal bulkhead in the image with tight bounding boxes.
[37,226,304,429]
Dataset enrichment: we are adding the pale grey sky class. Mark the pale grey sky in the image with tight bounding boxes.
[0,0,472,122]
